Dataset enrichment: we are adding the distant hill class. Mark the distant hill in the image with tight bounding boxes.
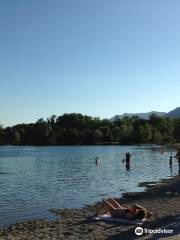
[166,107,180,118]
[110,111,166,121]
[110,107,180,121]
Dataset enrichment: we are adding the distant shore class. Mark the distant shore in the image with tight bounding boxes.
[0,175,180,239]
[166,143,180,149]
[1,142,180,147]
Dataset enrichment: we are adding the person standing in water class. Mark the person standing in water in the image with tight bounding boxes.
[95,156,99,165]
[169,155,173,175]
[176,148,180,175]
[125,152,131,171]
[160,146,164,154]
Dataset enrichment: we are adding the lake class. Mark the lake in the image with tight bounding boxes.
[0,145,178,227]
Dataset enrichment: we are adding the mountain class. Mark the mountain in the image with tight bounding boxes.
[110,107,180,121]
[166,107,180,118]
[110,111,166,121]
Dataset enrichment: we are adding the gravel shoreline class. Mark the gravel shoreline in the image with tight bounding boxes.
[0,176,180,240]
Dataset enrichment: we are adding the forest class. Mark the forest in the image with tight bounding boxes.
[0,113,180,146]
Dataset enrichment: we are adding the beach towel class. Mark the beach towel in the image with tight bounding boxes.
[94,214,146,225]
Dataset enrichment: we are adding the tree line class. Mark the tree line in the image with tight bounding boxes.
[0,113,180,146]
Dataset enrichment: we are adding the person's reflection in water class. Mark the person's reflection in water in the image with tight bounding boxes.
[170,165,173,176]
[169,155,172,166]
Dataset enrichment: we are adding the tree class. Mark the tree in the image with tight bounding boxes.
[63,129,79,145]
[93,129,103,144]
[110,126,121,142]
[0,113,179,146]
[0,125,4,144]
[33,119,50,145]
[47,115,57,126]
[151,128,162,143]
[174,119,180,142]
[136,124,152,143]
[100,126,110,142]
[118,124,133,144]
[4,127,21,145]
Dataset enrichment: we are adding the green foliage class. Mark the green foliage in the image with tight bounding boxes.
[136,123,152,143]
[1,113,180,145]
[151,128,162,144]
[0,125,4,144]
[174,119,180,142]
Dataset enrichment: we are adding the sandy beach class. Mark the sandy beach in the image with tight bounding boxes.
[0,175,180,240]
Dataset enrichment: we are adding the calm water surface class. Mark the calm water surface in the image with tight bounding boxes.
[0,145,178,227]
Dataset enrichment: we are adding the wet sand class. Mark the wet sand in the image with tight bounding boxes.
[0,176,180,240]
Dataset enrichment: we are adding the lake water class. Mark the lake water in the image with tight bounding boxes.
[0,145,178,227]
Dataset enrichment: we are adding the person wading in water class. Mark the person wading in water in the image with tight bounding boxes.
[125,152,131,171]
[176,148,180,175]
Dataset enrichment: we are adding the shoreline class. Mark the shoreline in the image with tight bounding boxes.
[0,176,180,239]
[1,143,179,147]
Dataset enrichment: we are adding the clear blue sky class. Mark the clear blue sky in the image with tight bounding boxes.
[0,1,180,126]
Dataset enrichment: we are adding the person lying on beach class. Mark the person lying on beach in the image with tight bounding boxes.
[96,198,152,220]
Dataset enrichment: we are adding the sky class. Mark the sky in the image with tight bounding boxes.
[0,0,180,126]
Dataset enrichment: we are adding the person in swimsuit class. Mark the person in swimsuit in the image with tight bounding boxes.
[97,198,152,219]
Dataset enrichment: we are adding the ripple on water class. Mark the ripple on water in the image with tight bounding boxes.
[0,145,178,227]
